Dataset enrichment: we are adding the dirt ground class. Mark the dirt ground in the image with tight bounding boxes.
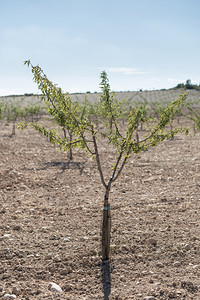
[0,118,200,300]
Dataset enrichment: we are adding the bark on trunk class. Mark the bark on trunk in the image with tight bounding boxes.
[69,133,73,161]
[12,121,16,136]
[63,128,73,161]
[102,185,111,261]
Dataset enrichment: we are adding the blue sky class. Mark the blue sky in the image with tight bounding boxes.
[0,0,200,96]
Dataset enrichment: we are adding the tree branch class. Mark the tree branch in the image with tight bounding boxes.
[112,146,131,183]
[91,126,107,189]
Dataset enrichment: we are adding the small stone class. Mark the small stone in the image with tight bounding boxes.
[60,267,72,275]
[121,244,129,251]
[193,265,199,269]
[0,207,6,214]
[120,275,126,282]
[4,294,17,299]
[48,282,63,293]
[32,290,41,295]
[63,238,70,242]
[176,290,182,295]
[149,279,154,284]
[160,197,167,202]
[4,234,11,238]
[19,184,28,191]
[184,244,190,250]
[144,296,155,300]
[2,274,10,279]
[12,287,20,296]
[13,225,21,231]
[45,255,52,260]
[156,263,164,268]
[63,283,72,292]
[49,266,57,273]
[176,289,185,296]
[173,261,181,267]
[53,256,61,262]
[148,239,157,247]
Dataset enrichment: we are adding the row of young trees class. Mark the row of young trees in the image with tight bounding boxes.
[0,99,44,136]
[18,60,194,261]
[1,86,199,141]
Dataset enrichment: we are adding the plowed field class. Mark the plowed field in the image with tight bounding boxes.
[0,118,200,299]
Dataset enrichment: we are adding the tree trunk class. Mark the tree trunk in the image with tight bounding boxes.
[12,121,16,136]
[136,130,139,143]
[63,128,73,161]
[69,133,73,161]
[102,185,111,261]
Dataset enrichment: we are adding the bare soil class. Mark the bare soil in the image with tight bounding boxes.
[0,119,200,299]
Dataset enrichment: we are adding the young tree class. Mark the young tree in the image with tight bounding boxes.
[24,103,44,122]
[184,102,200,132]
[0,100,5,121]
[4,102,23,136]
[19,61,188,260]
[186,79,192,87]
[0,99,44,136]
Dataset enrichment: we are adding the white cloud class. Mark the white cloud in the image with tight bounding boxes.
[167,78,185,83]
[0,88,19,96]
[102,67,148,75]
[149,77,161,82]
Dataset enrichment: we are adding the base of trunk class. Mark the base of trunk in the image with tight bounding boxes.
[102,204,111,261]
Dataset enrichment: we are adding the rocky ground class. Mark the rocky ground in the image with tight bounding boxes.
[0,118,200,299]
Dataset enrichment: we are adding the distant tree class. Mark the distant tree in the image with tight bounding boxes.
[186,79,191,86]
[176,83,185,89]
[185,102,200,133]
[0,100,4,118]
[174,80,200,91]
[185,79,192,89]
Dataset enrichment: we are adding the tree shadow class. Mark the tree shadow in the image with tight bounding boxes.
[43,161,85,174]
[23,161,86,175]
[101,260,111,300]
